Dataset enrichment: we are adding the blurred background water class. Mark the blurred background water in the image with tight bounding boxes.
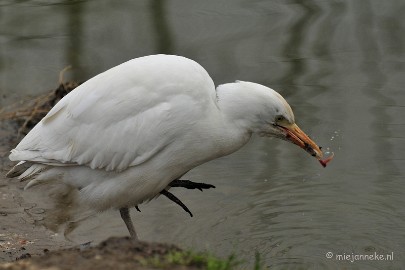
[1,0,405,269]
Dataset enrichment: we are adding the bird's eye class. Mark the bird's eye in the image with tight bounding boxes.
[276,115,284,122]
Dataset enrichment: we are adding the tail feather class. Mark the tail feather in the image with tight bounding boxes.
[7,161,50,189]
[6,161,29,178]
[19,164,48,181]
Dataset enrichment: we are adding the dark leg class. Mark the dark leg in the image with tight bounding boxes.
[169,179,215,191]
[160,189,193,217]
[119,207,138,241]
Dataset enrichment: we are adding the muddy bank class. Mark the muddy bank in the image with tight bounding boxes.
[0,237,206,270]
[0,179,71,263]
[0,119,72,263]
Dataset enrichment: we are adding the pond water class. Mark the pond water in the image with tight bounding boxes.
[1,0,405,269]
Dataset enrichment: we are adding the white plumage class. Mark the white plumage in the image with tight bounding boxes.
[7,54,324,240]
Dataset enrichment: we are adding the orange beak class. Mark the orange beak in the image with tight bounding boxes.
[279,123,323,160]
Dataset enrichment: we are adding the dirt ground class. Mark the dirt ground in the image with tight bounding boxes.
[0,237,201,270]
[0,121,68,265]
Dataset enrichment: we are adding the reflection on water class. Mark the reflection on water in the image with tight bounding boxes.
[150,0,174,54]
[64,0,85,80]
[1,0,405,269]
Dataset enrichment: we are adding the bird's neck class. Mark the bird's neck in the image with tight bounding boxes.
[207,84,255,156]
[216,82,258,132]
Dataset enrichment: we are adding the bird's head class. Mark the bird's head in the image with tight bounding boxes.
[217,81,324,161]
[265,112,323,160]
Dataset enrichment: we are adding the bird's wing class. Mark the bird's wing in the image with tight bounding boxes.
[10,55,217,172]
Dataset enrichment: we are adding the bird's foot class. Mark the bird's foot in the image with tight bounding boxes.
[135,180,213,218]
[160,189,193,217]
[169,179,215,191]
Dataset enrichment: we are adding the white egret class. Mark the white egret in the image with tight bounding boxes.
[7,54,332,240]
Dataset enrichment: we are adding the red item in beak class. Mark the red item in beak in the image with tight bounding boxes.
[319,152,334,167]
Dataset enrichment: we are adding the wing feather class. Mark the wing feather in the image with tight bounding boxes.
[10,55,217,172]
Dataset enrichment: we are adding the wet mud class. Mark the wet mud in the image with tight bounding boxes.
[0,237,197,270]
